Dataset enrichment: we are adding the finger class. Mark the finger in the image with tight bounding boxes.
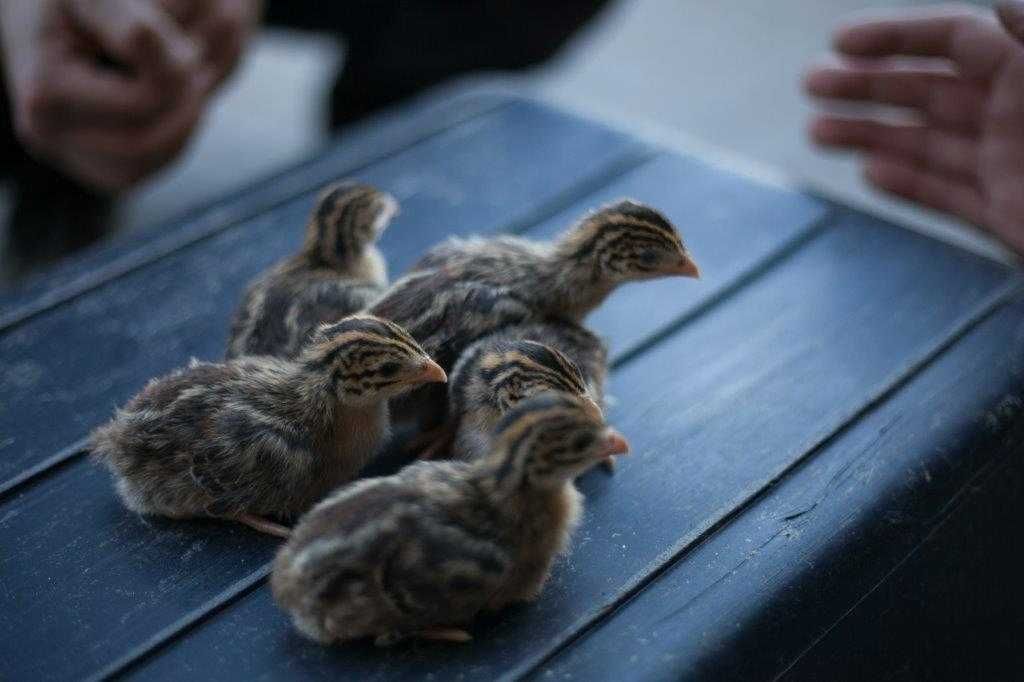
[58,117,196,193]
[158,0,203,27]
[987,214,1024,256]
[996,1,1024,44]
[191,2,257,90]
[195,14,244,89]
[59,80,205,162]
[804,63,988,130]
[65,0,198,79]
[54,148,151,194]
[863,153,986,226]
[24,60,166,131]
[833,7,1014,79]
[810,116,979,180]
[37,75,205,194]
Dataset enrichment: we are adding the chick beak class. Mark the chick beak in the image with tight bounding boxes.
[410,360,448,385]
[668,254,701,279]
[581,397,605,422]
[597,428,630,459]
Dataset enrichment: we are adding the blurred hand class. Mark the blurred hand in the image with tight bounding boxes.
[158,0,262,90]
[805,2,1024,256]
[1,0,257,194]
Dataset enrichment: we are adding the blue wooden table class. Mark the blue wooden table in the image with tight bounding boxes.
[2,89,1022,681]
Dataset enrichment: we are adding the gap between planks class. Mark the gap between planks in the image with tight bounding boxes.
[0,96,508,333]
[86,564,273,682]
[770,431,1024,682]
[507,276,1024,682]
[10,199,1017,678]
[0,147,654,504]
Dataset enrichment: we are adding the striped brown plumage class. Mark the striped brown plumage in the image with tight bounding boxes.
[271,393,629,645]
[436,321,608,461]
[91,315,446,536]
[227,181,398,359]
[367,198,696,429]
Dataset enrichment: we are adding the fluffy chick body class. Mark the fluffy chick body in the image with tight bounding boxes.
[272,393,628,645]
[91,316,445,532]
[445,321,608,461]
[227,182,397,359]
[368,199,696,427]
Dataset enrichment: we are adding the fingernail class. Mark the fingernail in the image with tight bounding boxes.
[808,118,843,146]
[803,70,827,92]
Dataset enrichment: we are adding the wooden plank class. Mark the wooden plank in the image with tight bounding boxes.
[115,213,1018,681]
[0,90,509,332]
[0,460,279,682]
[0,143,831,675]
[781,436,1024,680]
[533,297,1024,681]
[368,101,652,276]
[0,144,836,680]
[0,100,650,496]
[95,154,830,678]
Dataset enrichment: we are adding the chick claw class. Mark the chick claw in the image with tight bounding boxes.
[414,628,473,643]
[417,436,450,461]
[407,424,456,461]
[374,628,472,647]
[233,514,291,538]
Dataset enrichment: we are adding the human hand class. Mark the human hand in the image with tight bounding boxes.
[804,2,1024,256]
[2,0,224,193]
[158,0,262,91]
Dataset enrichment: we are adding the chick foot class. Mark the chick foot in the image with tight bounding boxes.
[233,514,291,538]
[407,424,455,460]
[413,627,473,643]
[373,629,471,647]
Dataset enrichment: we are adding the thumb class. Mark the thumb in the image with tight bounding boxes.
[65,0,198,79]
[997,1,1024,44]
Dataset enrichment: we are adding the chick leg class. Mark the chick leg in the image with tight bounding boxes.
[374,632,405,647]
[233,514,291,538]
[407,423,456,460]
[374,627,472,646]
[413,627,473,643]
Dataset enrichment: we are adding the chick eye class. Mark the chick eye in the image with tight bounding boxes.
[638,250,659,265]
[573,433,595,450]
[379,362,401,377]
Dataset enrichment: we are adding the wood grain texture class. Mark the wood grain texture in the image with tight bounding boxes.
[0,460,281,682]
[781,428,1024,681]
[0,100,647,495]
[0,143,836,680]
[2,96,1019,682]
[535,297,1024,682]
[118,212,1019,681]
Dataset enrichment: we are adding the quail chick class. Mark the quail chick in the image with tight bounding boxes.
[227,181,398,359]
[422,321,608,463]
[271,393,629,645]
[368,199,697,427]
[91,315,447,537]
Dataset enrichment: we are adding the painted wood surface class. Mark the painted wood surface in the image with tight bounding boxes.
[1,94,1021,681]
[536,297,1024,681]
[115,210,1021,682]
[0,100,648,496]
